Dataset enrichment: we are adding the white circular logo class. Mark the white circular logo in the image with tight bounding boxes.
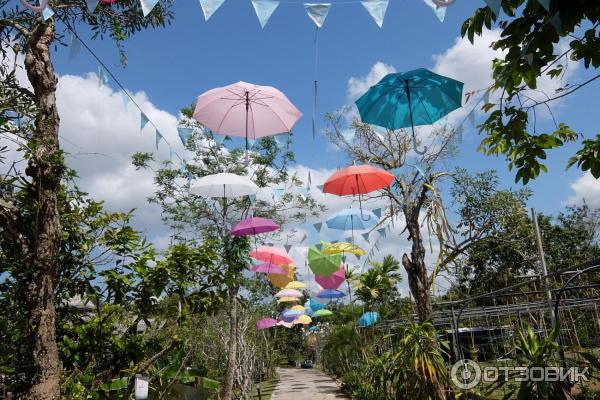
[451,359,481,390]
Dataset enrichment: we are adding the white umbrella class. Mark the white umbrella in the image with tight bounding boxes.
[190,173,259,198]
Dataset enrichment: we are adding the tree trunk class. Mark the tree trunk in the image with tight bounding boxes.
[402,211,433,323]
[222,288,239,400]
[23,20,63,400]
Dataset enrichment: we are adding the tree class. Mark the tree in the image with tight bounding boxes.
[0,1,175,397]
[353,255,402,310]
[326,112,529,324]
[461,0,600,183]
[133,109,322,399]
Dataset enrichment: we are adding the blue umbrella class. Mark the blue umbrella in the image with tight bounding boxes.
[358,311,380,327]
[355,68,463,154]
[307,298,325,312]
[317,289,345,299]
[326,208,379,231]
[281,309,303,322]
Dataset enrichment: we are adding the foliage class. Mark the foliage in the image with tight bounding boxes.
[353,255,403,312]
[461,0,600,182]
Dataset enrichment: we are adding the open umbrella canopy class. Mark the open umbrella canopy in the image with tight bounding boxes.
[307,299,325,312]
[313,309,333,317]
[315,264,346,289]
[293,315,312,325]
[309,326,320,332]
[268,271,294,288]
[323,242,366,256]
[307,245,342,276]
[256,318,277,330]
[193,81,303,145]
[277,320,293,328]
[323,165,394,197]
[358,311,380,327]
[275,288,303,298]
[251,246,294,266]
[281,308,303,320]
[285,281,306,290]
[325,208,379,231]
[277,296,300,304]
[317,289,345,299]
[290,305,305,313]
[251,263,286,275]
[190,173,259,198]
[230,217,279,236]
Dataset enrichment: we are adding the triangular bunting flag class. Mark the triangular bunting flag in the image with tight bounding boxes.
[252,0,280,28]
[272,188,284,201]
[373,208,382,218]
[304,3,331,28]
[248,194,256,204]
[199,0,226,21]
[377,228,386,237]
[68,32,81,60]
[284,244,292,253]
[316,184,324,192]
[97,66,108,87]
[341,129,356,142]
[177,127,193,145]
[525,53,534,65]
[41,5,54,21]
[361,0,388,28]
[120,90,130,111]
[390,167,402,178]
[86,0,99,13]
[537,0,550,11]
[140,113,150,131]
[155,131,162,149]
[423,0,446,22]
[361,232,370,242]
[344,236,352,243]
[179,161,187,174]
[550,12,562,32]
[483,89,491,104]
[214,133,226,145]
[483,0,501,16]
[140,0,160,17]
[468,111,476,127]
[313,222,322,232]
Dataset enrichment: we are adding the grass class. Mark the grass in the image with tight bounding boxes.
[250,378,279,400]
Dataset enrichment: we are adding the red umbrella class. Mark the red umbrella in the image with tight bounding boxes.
[323,164,394,217]
[315,264,346,289]
[250,246,294,266]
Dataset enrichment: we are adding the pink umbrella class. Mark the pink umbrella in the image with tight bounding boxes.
[230,217,279,236]
[315,263,346,290]
[257,318,278,330]
[277,320,294,329]
[193,81,303,151]
[250,246,294,266]
[275,288,303,298]
[251,263,287,275]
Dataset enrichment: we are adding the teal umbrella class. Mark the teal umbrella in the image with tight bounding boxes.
[355,68,463,154]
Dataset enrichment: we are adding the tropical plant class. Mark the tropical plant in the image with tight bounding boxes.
[353,255,402,310]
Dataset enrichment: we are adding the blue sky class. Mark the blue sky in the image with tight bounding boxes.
[49,0,599,221]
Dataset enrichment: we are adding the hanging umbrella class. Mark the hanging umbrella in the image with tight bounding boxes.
[285,281,306,290]
[277,296,300,304]
[358,311,380,327]
[309,325,320,332]
[307,298,325,312]
[230,217,279,236]
[325,208,379,231]
[315,264,346,290]
[355,68,463,154]
[256,318,278,330]
[190,173,259,198]
[282,308,303,320]
[277,320,293,328]
[251,246,294,266]
[193,81,303,151]
[275,288,303,298]
[268,271,294,288]
[290,305,305,313]
[304,303,314,316]
[313,309,333,318]
[293,315,312,325]
[251,263,286,275]
[317,289,345,299]
[307,245,342,276]
[323,242,366,257]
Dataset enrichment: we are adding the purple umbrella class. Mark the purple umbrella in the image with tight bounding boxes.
[251,263,286,275]
[257,318,278,330]
[315,264,346,290]
[230,217,279,236]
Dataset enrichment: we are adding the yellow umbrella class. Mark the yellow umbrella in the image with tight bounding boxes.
[293,315,312,325]
[269,266,295,288]
[322,242,366,256]
[277,297,300,303]
[285,281,306,290]
[290,305,305,313]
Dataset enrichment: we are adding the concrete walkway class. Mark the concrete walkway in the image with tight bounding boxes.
[270,367,350,400]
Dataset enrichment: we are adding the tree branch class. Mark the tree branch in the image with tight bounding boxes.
[0,18,31,36]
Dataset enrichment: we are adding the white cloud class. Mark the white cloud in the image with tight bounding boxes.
[346,61,396,103]
[566,172,600,209]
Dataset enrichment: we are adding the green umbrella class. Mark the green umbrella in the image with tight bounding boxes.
[313,309,333,318]
[307,244,342,276]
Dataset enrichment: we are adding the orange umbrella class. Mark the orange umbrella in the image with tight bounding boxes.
[250,246,294,266]
[323,164,394,196]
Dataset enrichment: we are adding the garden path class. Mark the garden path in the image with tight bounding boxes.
[270,367,349,400]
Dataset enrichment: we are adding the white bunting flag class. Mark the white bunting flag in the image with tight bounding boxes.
[423,0,446,22]
[69,32,81,60]
[361,0,388,28]
[140,0,159,17]
[140,113,150,131]
[97,66,108,86]
[177,127,193,145]
[373,208,382,218]
[304,3,331,28]
[41,3,54,21]
[361,232,370,242]
[155,131,163,149]
[252,0,280,28]
[199,0,226,21]
[313,222,323,232]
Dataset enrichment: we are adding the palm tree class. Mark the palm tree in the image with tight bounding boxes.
[353,255,402,309]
